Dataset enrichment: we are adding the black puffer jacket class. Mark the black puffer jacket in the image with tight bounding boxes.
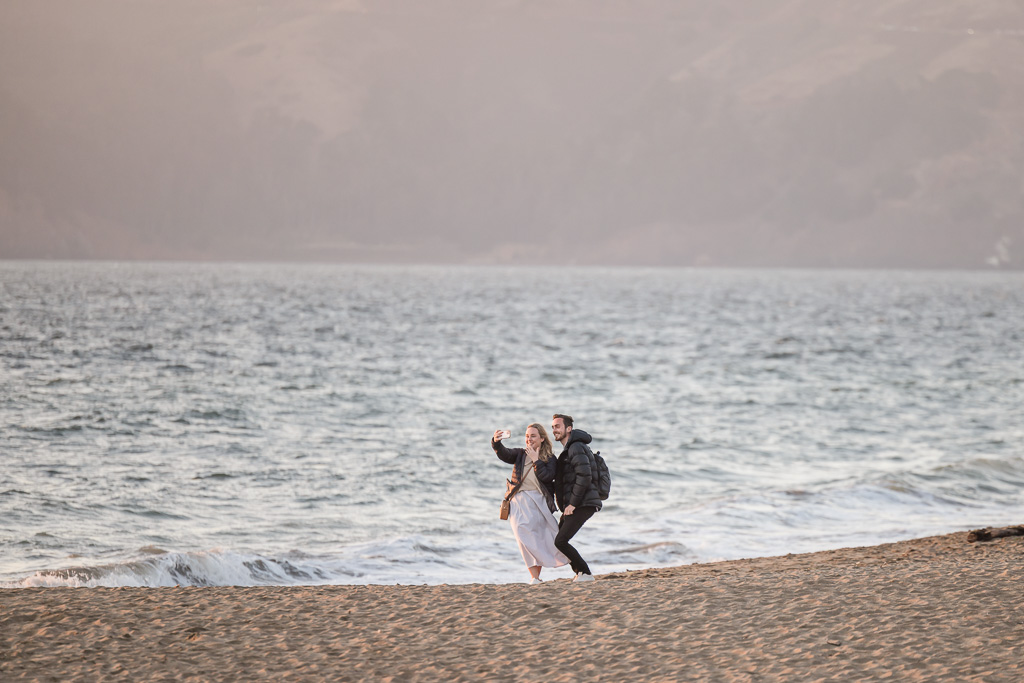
[492,439,558,513]
[554,429,602,511]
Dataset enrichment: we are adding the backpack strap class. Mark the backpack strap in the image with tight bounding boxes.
[584,445,599,485]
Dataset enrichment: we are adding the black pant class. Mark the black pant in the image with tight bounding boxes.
[555,506,598,575]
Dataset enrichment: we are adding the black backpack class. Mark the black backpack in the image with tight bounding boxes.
[585,445,611,500]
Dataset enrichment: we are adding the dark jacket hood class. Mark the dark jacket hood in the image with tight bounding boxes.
[565,429,592,448]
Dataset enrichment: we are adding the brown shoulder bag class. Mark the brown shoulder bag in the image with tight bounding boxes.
[499,476,522,520]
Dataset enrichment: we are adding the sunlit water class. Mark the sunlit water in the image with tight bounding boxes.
[2,261,1022,587]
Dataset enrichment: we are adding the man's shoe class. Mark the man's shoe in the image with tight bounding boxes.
[529,578,542,585]
[572,572,595,583]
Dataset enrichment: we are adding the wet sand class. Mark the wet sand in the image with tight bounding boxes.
[2,530,1022,681]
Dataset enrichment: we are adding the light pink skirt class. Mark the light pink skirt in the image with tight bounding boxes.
[508,490,569,568]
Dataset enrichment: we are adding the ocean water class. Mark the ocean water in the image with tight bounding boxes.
[2,261,1022,587]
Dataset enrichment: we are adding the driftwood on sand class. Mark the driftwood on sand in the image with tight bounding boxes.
[966,525,1024,543]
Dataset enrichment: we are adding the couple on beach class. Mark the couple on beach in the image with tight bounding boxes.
[491,414,602,584]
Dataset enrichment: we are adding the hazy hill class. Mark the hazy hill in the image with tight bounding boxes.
[2,0,1022,267]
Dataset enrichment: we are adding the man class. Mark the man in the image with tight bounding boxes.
[550,413,601,583]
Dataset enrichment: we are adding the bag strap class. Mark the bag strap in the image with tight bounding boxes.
[504,478,522,502]
[504,455,536,501]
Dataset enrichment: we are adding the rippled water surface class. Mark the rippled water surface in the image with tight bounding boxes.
[2,262,1022,586]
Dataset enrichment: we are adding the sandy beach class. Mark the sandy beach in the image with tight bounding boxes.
[2,530,1021,681]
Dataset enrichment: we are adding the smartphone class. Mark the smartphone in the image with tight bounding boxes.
[499,430,511,439]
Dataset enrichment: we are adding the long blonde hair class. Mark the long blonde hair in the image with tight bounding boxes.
[528,423,554,462]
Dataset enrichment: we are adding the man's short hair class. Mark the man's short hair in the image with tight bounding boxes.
[552,414,573,428]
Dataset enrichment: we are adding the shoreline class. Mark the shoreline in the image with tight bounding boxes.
[3,529,1022,680]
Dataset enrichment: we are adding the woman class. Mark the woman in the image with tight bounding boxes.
[491,423,569,583]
